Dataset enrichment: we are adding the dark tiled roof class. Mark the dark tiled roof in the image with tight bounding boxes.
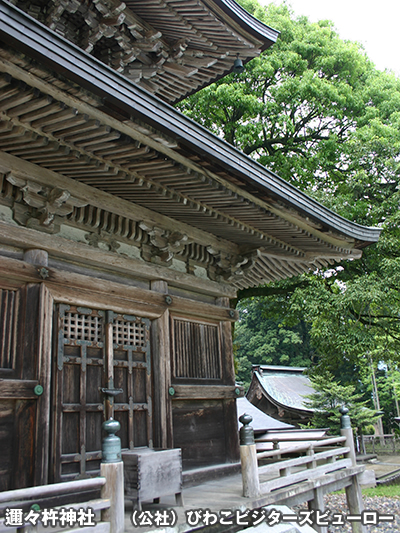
[254,367,314,413]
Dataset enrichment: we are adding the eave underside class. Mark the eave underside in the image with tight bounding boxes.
[7,0,278,103]
[0,42,376,290]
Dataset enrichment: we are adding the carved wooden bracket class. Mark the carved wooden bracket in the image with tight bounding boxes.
[139,222,190,265]
[207,247,256,281]
[6,173,88,233]
[85,230,120,252]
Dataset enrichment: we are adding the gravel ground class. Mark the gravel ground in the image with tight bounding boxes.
[295,492,400,532]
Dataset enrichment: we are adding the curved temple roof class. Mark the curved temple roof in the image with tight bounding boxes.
[237,397,294,433]
[0,1,382,291]
[253,367,314,414]
[5,0,279,104]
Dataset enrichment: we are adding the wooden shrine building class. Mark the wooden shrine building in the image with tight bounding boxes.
[0,0,381,492]
[247,365,315,427]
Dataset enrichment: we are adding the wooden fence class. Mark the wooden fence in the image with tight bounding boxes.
[0,477,110,533]
[357,434,400,455]
[239,408,366,533]
[0,419,124,533]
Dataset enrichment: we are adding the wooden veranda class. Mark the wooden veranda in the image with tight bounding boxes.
[0,2,381,530]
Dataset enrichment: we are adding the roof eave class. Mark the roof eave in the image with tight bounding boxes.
[0,0,381,247]
[211,0,280,46]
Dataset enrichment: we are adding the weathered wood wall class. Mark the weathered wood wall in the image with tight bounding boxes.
[0,283,50,490]
[170,313,240,468]
[0,252,239,488]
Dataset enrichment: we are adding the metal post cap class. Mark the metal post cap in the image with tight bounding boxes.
[339,405,351,429]
[239,413,254,445]
[102,417,122,463]
[102,417,121,434]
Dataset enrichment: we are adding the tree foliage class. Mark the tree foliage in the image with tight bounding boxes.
[177,1,400,426]
[304,372,379,435]
[234,294,314,388]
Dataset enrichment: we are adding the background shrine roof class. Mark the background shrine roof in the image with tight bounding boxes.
[251,366,314,414]
[5,0,279,104]
[0,1,382,290]
[237,397,294,434]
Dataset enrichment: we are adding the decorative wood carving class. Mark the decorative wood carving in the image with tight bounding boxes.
[9,0,273,103]
[207,247,257,281]
[139,222,189,265]
[6,173,88,233]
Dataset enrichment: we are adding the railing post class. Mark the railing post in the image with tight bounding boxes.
[340,406,357,466]
[239,414,260,498]
[100,418,125,533]
[340,407,366,533]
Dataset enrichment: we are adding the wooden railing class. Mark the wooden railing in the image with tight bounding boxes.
[256,435,351,494]
[357,433,400,455]
[0,477,110,533]
[0,419,125,533]
[239,407,366,533]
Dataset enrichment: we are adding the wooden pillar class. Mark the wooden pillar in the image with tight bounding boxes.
[101,419,124,533]
[22,247,52,485]
[239,414,260,498]
[14,282,45,489]
[345,477,366,533]
[34,284,53,486]
[218,297,240,462]
[340,407,366,533]
[151,280,173,449]
[308,488,327,533]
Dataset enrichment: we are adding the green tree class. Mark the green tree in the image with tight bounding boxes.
[304,372,379,435]
[235,296,314,388]
[177,1,400,413]
[177,3,377,190]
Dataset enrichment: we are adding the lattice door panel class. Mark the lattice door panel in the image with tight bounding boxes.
[52,305,152,483]
[112,313,152,449]
[53,305,105,482]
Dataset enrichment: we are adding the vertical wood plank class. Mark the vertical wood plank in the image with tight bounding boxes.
[18,284,41,380]
[223,399,240,463]
[34,284,53,486]
[345,476,366,533]
[105,312,114,420]
[13,399,36,488]
[219,298,239,463]
[0,289,18,373]
[308,487,327,533]
[12,283,42,488]
[220,320,235,384]
[150,280,172,449]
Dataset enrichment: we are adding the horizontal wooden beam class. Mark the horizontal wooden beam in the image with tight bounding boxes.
[247,465,365,509]
[0,222,236,299]
[0,255,239,321]
[0,150,238,257]
[170,384,244,399]
[0,379,39,399]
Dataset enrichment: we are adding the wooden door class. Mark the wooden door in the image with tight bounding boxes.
[51,304,151,482]
[0,284,51,490]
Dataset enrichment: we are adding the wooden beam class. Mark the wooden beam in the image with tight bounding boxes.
[151,280,173,449]
[34,284,53,486]
[0,379,38,399]
[0,255,238,320]
[0,222,237,299]
[0,150,239,257]
[170,384,243,400]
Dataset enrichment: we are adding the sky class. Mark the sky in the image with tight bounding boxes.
[260,0,400,76]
